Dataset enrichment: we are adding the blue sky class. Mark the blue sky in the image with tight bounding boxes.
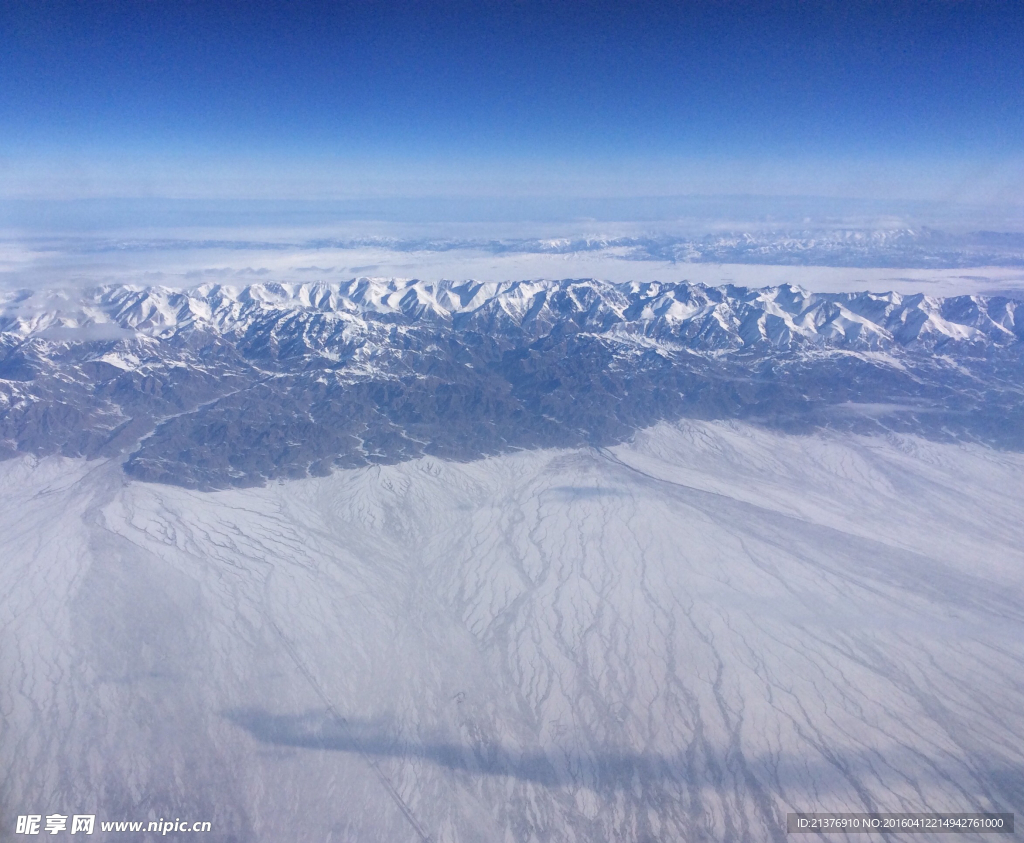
[2,0,1023,209]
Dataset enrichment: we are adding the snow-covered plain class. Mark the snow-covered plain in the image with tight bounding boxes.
[2,421,1023,842]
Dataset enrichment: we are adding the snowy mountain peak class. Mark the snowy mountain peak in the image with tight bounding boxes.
[2,279,1021,353]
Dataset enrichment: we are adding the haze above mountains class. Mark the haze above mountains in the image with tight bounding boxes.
[5,202,1024,300]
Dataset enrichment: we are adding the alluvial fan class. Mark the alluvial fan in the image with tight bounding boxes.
[2,421,1024,841]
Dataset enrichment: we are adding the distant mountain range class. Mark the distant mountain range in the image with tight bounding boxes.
[472,228,1024,267]
[2,279,1023,488]
[28,226,1024,267]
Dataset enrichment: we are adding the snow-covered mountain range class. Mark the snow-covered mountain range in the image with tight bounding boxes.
[2,279,1022,487]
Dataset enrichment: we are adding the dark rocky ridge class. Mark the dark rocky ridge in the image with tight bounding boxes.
[1,279,1022,489]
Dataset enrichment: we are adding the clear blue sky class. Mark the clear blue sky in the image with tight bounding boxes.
[2,0,1023,206]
